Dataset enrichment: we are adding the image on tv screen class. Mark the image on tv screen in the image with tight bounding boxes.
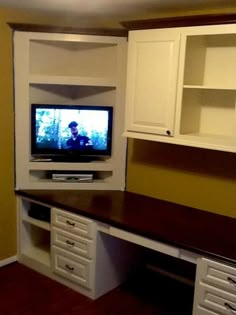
[34,107,111,152]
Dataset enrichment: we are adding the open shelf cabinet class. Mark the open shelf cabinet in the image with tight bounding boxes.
[175,25,236,150]
[18,198,51,269]
[14,30,127,190]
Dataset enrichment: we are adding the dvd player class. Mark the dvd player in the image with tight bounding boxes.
[52,173,93,182]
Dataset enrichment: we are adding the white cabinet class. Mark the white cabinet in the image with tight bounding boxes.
[17,198,51,274]
[51,208,95,293]
[125,28,180,137]
[193,257,236,315]
[13,30,127,190]
[124,24,236,153]
[17,197,139,299]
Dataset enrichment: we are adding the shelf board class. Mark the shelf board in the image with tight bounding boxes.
[28,161,113,171]
[22,245,51,267]
[179,132,233,144]
[22,214,51,231]
[29,75,117,87]
[183,85,236,90]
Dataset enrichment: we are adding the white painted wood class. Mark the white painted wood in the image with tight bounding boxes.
[109,226,180,258]
[51,227,93,259]
[30,75,117,87]
[193,257,236,315]
[179,249,199,264]
[94,231,141,299]
[28,160,113,171]
[198,257,236,294]
[175,25,236,151]
[52,208,94,239]
[197,282,236,315]
[22,214,50,231]
[195,306,221,315]
[124,23,236,153]
[13,30,127,190]
[0,256,17,267]
[52,245,92,289]
[125,28,180,137]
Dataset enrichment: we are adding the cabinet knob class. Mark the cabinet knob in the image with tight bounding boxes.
[166,130,171,136]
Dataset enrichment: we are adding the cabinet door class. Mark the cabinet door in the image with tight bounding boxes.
[125,29,180,137]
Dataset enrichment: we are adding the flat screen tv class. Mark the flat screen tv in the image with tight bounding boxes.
[31,104,113,162]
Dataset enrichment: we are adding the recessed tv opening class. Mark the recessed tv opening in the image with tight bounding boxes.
[31,104,113,162]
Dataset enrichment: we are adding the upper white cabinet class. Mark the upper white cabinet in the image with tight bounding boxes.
[124,23,236,153]
[125,29,180,137]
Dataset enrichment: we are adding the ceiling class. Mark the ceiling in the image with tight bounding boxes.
[0,0,234,19]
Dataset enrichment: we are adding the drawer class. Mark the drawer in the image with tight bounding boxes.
[195,305,221,315]
[52,246,92,289]
[52,208,94,239]
[197,282,236,315]
[51,227,93,259]
[198,258,236,293]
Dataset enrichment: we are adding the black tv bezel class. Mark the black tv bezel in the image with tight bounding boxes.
[31,104,113,161]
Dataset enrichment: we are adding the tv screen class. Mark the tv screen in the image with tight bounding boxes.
[31,104,113,161]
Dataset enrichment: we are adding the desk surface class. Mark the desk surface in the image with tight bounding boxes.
[16,189,236,264]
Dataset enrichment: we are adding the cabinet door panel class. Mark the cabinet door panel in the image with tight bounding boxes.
[125,29,180,136]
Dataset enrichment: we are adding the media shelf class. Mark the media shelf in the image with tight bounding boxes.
[14,29,127,190]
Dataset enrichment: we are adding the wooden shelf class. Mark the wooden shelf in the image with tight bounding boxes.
[22,245,51,267]
[183,85,236,90]
[22,214,50,231]
[29,75,117,87]
[28,161,113,171]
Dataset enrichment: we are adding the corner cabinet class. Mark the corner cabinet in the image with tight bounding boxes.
[12,25,127,190]
[124,23,236,153]
[125,28,180,137]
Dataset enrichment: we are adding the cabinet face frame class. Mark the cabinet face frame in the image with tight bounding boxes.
[125,28,181,137]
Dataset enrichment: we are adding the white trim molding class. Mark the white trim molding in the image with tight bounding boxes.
[0,256,17,267]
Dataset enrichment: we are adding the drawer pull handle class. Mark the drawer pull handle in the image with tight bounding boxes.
[225,302,236,312]
[228,277,236,285]
[66,240,75,247]
[65,264,74,271]
[66,220,75,227]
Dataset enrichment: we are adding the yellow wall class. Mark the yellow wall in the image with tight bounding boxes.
[126,140,236,218]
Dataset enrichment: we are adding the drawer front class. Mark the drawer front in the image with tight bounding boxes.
[52,208,94,239]
[199,258,236,293]
[52,246,92,289]
[197,283,236,315]
[52,227,93,259]
[195,305,221,315]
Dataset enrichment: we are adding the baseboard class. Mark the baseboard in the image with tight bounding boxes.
[0,256,17,267]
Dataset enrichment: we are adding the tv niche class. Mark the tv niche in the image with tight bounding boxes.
[31,104,113,162]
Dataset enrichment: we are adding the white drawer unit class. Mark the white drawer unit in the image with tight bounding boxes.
[51,227,93,259]
[52,246,92,289]
[199,258,236,294]
[52,208,94,239]
[193,258,236,315]
[197,283,236,315]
